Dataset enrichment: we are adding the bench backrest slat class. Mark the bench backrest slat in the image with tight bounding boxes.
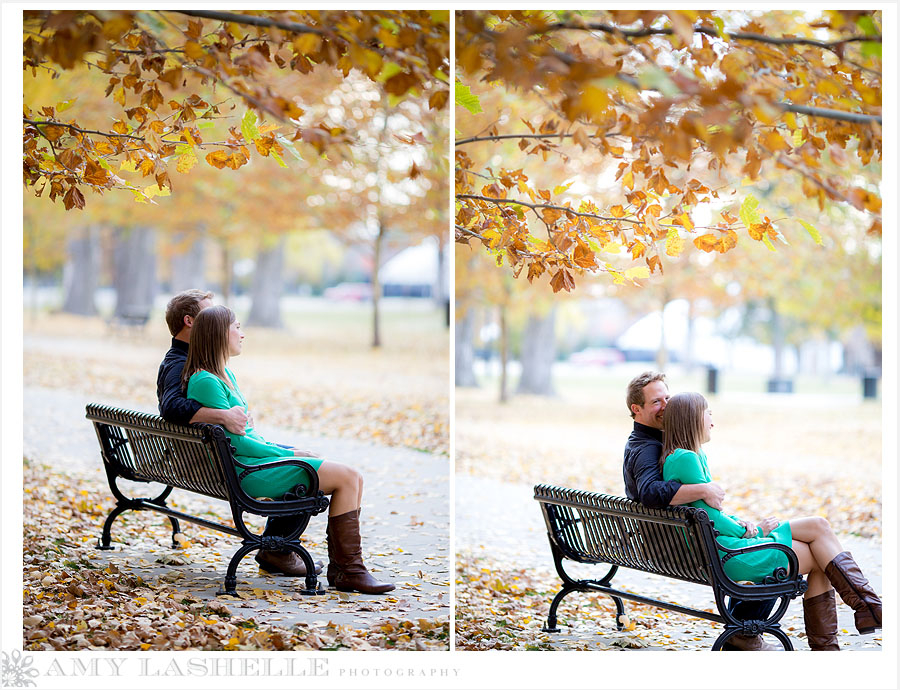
[87,405,231,502]
[535,485,713,587]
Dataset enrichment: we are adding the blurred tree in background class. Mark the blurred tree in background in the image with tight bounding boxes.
[23,10,449,345]
[455,9,881,395]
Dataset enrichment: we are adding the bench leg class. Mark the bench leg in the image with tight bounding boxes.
[218,542,257,596]
[544,584,578,632]
[168,516,182,548]
[96,505,132,550]
[612,596,626,630]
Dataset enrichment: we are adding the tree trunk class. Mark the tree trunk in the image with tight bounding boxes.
[683,299,696,371]
[435,238,449,326]
[516,305,557,395]
[498,305,509,403]
[170,233,206,293]
[220,242,233,304]
[112,226,157,320]
[371,218,385,348]
[247,236,286,328]
[455,309,478,387]
[771,298,786,380]
[61,225,99,316]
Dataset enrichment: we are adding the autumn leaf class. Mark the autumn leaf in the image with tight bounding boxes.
[455,81,483,115]
[62,185,85,210]
[573,243,597,269]
[665,227,684,257]
[796,219,823,245]
[549,268,575,293]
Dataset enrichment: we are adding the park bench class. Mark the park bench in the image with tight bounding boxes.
[86,404,329,596]
[534,484,808,650]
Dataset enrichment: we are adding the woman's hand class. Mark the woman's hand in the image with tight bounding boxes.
[757,517,781,537]
[293,449,317,458]
[736,518,758,538]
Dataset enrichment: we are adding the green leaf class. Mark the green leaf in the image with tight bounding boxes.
[797,219,823,245]
[276,135,304,162]
[197,121,215,130]
[860,41,881,59]
[378,61,404,83]
[739,194,761,229]
[455,81,483,115]
[56,98,77,113]
[712,16,725,36]
[856,15,877,35]
[636,65,679,97]
[241,110,260,143]
[269,150,287,168]
[761,234,776,252]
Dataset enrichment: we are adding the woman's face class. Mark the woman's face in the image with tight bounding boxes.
[702,406,714,443]
[227,319,244,357]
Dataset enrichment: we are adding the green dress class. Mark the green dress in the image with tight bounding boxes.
[662,448,793,583]
[186,368,324,499]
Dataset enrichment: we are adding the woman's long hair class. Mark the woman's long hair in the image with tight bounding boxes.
[660,392,708,470]
[181,305,235,391]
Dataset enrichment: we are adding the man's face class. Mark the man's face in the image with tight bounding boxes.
[632,381,669,430]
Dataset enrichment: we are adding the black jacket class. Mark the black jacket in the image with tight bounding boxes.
[623,421,681,509]
[156,338,201,425]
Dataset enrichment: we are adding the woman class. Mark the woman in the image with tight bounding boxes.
[182,305,393,595]
[661,392,881,651]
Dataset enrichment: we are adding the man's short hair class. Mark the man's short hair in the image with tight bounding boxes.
[165,289,213,336]
[626,371,667,418]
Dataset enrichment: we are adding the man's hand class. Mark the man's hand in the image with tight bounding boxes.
[702,482,725,510]
[219,405,249,435]
[757,517,781,537]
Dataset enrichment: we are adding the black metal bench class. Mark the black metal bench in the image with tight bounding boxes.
[86,404,329,596]
[534,484,808,650]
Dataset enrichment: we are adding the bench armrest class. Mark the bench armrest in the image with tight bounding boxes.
[232,457,321,497]
[715,540,802,584]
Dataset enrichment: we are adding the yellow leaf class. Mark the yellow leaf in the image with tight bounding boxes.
[113,87,125,107]
[622,169,634,190]
[624,266,649,281]
[144,183,170,198]
[610,205,626,218]
[665,227,684,257]
[579,85,609,118]
[120,159,137,172]
[679,212,693,231]
[293,33,321,55]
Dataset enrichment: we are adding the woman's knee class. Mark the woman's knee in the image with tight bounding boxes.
[809,516,832,537]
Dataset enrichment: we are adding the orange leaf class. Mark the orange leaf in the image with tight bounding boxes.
[550,268,576,293]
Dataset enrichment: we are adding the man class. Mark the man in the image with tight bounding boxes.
[157,289,321,578]
[623,371,776,652]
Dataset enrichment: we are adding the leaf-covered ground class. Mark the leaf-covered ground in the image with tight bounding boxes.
[22,458,449,652]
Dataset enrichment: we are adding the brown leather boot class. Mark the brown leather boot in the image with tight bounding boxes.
[327,510,394,594]
[326,507,359,587]
[255,550,323,577]
[824,551,882,634]
[803,590,840,650]
[722,634,780,651]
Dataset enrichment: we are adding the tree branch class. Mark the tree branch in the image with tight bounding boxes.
[455,224,545,260]
[175,10,327,36]
[458,194,641,225]
[456,131,623,146]
[24,118,145,141]
[543,21,881,51]
[780,102,881,125]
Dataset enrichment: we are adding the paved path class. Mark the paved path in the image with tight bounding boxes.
[456,474,882,651]
[24,386,450,631]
